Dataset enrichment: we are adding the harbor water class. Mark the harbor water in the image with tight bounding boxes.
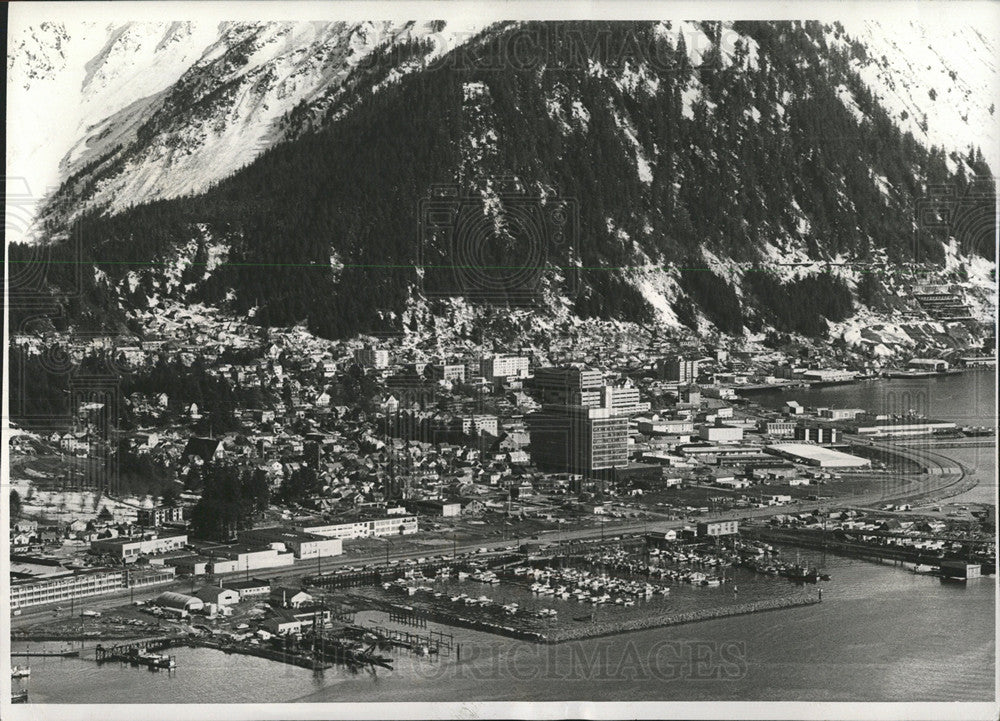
[750,369,996,503]
[12,371,995,703]
[13,546,994,703]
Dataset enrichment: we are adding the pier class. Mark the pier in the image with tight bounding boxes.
[363,624,454,655]
[91,636,177,662]
[388,608,428,628]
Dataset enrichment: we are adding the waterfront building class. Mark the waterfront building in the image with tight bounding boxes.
[697,520,739,537]
[851,420,957,437]
[907,358,950,372]
[801,369,857,383]
[263,610,305,635]
[765,443,871,468]
[155,591,205,617]
[819,408,864,421]
[293,513,419,540]
[939,561,983,580]
[10,568,125,610]
[237,528,343,559]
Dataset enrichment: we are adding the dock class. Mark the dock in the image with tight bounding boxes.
[11,650,80,658]
[362,624,455,655]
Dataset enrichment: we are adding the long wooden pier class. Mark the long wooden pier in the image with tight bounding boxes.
[364,623,454,655]
[92,636,177,661]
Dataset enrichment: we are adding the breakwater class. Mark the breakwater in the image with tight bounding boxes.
[541,595,821,644]
[352,593,820,645]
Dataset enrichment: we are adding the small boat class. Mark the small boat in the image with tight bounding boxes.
[11,666,31,679]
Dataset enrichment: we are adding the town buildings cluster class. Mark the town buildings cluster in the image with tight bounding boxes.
[8,295,992,611]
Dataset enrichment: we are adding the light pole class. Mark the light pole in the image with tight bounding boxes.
[381,537,393,567]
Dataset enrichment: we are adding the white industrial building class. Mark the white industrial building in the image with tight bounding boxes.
[765,443,871,468]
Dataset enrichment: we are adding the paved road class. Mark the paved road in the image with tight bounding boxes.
[12,439,971,629]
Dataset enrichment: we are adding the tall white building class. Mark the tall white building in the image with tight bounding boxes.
[481,354,530,381]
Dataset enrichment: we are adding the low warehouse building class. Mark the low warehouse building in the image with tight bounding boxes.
[155,591,204,617]
[195,586,241,606]
[765,443,871,469]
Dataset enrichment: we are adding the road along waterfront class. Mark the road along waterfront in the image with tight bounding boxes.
[13,541,993,703]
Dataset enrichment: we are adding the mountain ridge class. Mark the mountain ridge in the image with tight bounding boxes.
[8,20,996,353]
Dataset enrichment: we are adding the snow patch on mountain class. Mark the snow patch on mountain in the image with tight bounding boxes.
[8,19,485,240]
[633,269,683,327]
[836,19,1000,172]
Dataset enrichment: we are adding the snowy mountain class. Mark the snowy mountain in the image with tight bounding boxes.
[835,19,999,172]
[7,19,997,350]
[9,18,997,242]
[7,19,486,241]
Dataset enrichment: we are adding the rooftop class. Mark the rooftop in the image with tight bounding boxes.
[766,443,871,468]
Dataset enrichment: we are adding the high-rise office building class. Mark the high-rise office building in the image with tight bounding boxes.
[661,356,700,383]
[527,405,629,476]
[526,366,631,478]
[529,366,605,406]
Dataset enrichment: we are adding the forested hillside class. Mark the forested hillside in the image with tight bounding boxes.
[11,21,993,340]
